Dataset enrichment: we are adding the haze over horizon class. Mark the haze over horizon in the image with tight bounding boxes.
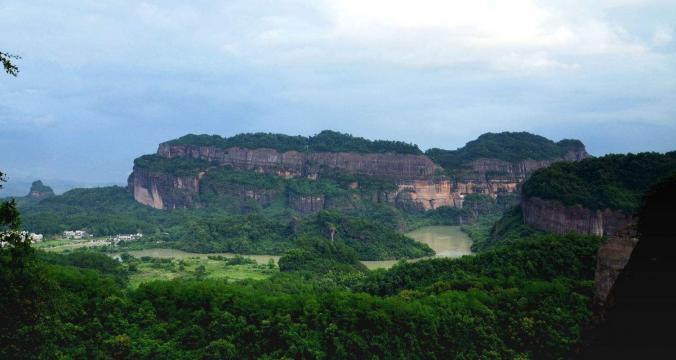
[1,1,675,188]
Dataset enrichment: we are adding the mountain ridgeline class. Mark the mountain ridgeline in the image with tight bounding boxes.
[128,130,588,212]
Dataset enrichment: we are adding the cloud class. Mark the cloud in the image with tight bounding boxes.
[652,25,673,46]
[0,0,674,183]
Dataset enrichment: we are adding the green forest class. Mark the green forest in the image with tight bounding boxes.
[10,164,505,261]
[523,152,676,212]
[167,130,423,155]
[426,132,586,170]
[2,228,601,359]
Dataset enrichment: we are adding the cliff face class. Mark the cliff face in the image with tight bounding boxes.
[594,223,639,305]
[394,179,462,210]
[128,167,202,209]
[521,197,633,237]
[130,136,587,211]
[520,196,639,305]
[461,149,588,182]
[158,143,438,180]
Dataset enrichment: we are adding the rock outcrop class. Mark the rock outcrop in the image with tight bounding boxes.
[27,180,55,200]
[521,197,633,236]
[594,223,639,305]
[394,179,462,210]
[128,167,202,209]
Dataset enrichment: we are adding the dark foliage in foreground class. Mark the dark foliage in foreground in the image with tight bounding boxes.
[1,233,600,359]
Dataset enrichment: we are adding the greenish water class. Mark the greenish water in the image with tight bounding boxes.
[362,226,473,269]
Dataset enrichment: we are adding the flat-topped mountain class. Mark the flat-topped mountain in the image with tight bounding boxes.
[128,130,588,211]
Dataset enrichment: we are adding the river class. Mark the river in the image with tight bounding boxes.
[109,225,472,270]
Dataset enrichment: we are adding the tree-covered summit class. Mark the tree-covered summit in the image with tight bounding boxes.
[166,130,423,155]
[426,131,586,169]
[522,151,676,212]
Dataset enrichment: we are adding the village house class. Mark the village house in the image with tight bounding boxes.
[63,230,91,240]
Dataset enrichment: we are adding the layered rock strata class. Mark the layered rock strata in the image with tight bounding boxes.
[521,197,633,237]
[129,140,587,211]
[157,143,438,180]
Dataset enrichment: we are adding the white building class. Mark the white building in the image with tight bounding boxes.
[110,233,143,244]
[63,230,91,240]
[29,233,43,242]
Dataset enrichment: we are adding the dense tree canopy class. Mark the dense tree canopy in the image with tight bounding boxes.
[167,130,423,154]
[426,131,585,170]
[522,152,676,212]
[0,232,601,359]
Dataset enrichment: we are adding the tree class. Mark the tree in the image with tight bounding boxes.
[1,51,20,77]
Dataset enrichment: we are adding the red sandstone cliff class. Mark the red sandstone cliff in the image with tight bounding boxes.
[129,139,587,211]
[521,197,633,236]
[157,143,438,180]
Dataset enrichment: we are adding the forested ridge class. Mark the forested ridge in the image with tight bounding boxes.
[167,130,423,155]
[522,152,676,212]
[426,132,585,170]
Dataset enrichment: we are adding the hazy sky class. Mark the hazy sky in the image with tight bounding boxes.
[1,0,675,189]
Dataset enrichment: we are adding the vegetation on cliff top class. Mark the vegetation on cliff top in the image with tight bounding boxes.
[426,131,585,169]
[166,130,423,154]
[133,154,214,176]
[522,152,676,212]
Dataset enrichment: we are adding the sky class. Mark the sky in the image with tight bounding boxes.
[1,0,675,194]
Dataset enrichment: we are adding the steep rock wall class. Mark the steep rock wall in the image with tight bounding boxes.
[130,142,586,211]
[394,179,461,210]
[521,197,633,236]
[594,223,639,305]
[461,149,588,182]
[128,167,202,209]
[157,143,438,180]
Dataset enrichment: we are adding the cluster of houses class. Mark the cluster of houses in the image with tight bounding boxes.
[108,233,144,244]
[28,232,44,242]
[62,230,92,240]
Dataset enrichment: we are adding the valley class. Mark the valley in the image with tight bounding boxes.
[3,130,675,359]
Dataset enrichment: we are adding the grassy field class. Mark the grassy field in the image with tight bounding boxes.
[124,254,277,288]
[34,237,112,252]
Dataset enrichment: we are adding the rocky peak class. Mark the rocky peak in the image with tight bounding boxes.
[27,180,55,200]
